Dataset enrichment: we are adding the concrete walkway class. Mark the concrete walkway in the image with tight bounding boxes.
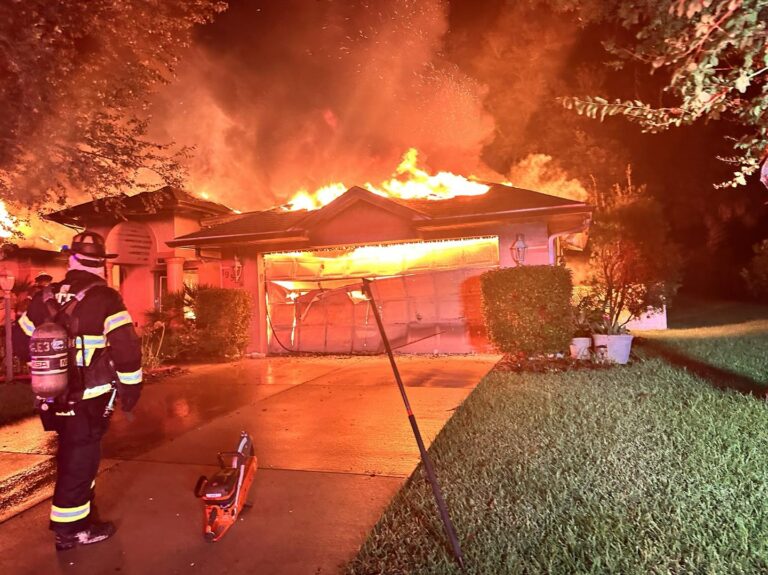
[0,354,499,575]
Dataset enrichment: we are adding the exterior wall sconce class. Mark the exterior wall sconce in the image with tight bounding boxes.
[0,271,15,293]
[233,254,243,283]
[511,233,527,266]
[0,270,14,383]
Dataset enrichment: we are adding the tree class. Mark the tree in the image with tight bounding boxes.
[561,0,768,188]
[582,168,681,333]
[741,239,768,301]
[0,0,227,210]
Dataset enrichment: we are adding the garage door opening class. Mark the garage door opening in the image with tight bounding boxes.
[264,237,499,354]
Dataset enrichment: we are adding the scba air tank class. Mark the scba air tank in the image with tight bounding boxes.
[29,322,70,399]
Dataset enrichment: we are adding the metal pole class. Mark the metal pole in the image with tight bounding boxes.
[361,279,465,569]
[4,291,12,383]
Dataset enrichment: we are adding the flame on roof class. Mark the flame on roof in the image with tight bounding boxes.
[283,148,489,211]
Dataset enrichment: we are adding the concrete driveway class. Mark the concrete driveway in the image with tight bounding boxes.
[0,354,499,575]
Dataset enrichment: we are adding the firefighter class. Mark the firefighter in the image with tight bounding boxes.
[15,231,142,551]
[32,270,53,293]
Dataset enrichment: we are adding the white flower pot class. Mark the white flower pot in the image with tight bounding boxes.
[592,334,634,365]
[569,337,592,360]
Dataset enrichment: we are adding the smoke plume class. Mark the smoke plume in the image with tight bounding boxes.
[152,0,496,210]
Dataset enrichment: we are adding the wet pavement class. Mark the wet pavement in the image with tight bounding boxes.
[0,357,351,523]
[0,354,499,575]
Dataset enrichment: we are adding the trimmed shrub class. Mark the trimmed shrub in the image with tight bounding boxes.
[195,288,252,359]
[480,265,574,355]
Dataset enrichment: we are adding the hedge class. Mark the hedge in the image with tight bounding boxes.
[194,288,252,359]
[480,265,573,355]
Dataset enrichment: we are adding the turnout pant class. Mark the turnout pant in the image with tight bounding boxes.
[41,394,111,534]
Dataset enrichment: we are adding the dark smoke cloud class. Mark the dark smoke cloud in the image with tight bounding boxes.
[152,0,495,210]
[446,1,585,174]
[444,0,639,196]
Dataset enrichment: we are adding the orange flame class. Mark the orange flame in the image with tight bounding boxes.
[0,201,19,240]
[0,200,72,250]
[284,148,489,211]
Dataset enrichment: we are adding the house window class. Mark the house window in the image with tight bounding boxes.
[111,264,127,291]
[183,269,199,288]
[555,237,566,266]
[155,274,167,310]
[154,270,199,313]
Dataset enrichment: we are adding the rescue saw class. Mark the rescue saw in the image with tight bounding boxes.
[194,431,257,541]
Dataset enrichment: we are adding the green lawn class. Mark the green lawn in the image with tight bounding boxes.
[639,297,768,383]
[347,301,768,574]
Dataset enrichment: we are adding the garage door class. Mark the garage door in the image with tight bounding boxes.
[265,237,498,354]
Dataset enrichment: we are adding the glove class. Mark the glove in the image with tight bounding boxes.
[118,383,141,413]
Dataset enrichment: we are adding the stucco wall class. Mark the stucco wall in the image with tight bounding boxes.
[498,222,550,268]
[309,203,419,247]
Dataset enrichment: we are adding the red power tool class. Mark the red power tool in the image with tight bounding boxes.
[194,431,257,541]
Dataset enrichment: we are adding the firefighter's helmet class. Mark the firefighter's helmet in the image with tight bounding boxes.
[64,231,117,260]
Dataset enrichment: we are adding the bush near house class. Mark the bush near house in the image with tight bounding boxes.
[143,285,252,364]
[480,266,573,355]
[583,170,681,334]
[195,288,252,359]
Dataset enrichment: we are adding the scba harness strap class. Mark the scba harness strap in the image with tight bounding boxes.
[32,279,106,400]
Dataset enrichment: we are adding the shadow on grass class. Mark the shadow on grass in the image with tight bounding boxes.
[668,296,768,329]
[636,337,767,398]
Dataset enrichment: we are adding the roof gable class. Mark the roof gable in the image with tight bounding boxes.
[305,197,422,247]
[168,183,590,248]
[291,186,429,232]
[45,186,234,226]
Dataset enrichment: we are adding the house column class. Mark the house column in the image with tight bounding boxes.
[242,252,267,355]
[105,262,115,289]
[166,256,185,293]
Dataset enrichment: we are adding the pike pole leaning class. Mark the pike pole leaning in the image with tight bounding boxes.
[361,278,465,570]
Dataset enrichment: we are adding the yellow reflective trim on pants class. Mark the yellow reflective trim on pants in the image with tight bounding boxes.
[51,501,90,523]
[117,368,142,384]
[82,383,113,400]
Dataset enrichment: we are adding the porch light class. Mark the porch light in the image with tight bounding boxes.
[233,255,243,283]
[0,271,14,293]
[511,234,527,266]
[0,270,13,383]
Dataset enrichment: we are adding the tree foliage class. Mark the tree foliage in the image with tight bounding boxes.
[741,239,768,300]
[561,0,768,188]
[583,168,682,332]
[0,0,227,210]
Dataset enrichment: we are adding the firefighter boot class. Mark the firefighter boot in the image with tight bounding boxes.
[54,521,117,551]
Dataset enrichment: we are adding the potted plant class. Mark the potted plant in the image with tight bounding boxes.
[569,304,593,360]
[588,312,634,364]
[581,169,681,364]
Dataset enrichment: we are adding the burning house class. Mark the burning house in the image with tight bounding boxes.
[0,244,68,289]
[1,150,607,354]
[45,187,237,324]
[0,204,71,308]
[168,183,592,355]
